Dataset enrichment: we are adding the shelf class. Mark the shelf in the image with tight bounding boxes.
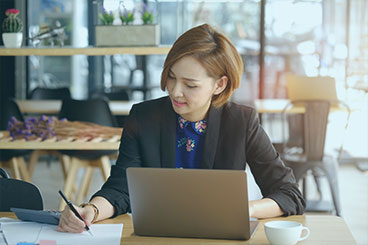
[0,46,171,56]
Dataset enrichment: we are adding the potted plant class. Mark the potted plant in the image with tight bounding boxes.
[2,8,23,48]
[98,7,114,25]
[120,8,135,25]
[95,4,160,47]
[141,3,154,25]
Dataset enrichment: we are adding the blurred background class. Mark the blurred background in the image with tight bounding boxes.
[2,0,365,164]
[0,0,367,244]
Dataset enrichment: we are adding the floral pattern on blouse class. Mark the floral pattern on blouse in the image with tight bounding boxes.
[176,114,207,168]
[177,137,196,152]
[194,120,207,133]
[177,116,207,135]
[178,117,187,129]
[186,138,195,152]
[176,116,207,152]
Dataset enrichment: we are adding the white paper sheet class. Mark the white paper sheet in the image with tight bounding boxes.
[0,218,123,245]
[0,218,22,245]
[0,224,7,245]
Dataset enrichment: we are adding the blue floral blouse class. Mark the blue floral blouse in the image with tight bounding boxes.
[175,114,207,169]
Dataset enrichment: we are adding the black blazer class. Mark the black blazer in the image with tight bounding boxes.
[93,96,305,216]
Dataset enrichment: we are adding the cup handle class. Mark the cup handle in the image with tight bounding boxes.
[298,226,310,241]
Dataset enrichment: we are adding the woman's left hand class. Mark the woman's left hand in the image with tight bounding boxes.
[248,199,283,219]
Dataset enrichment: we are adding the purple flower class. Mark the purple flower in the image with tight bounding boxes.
[141,3,154,25]
[29,117,37,123]
[7,122,13,130]
[100,5,106,15]
[120,7,135,25]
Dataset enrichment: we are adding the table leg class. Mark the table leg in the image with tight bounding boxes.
[28,150,41,177]
[76,166,94,204]
[99,156,111,181]
[59,158,80,211]
[9,158,21,180]
[17,157,31,182]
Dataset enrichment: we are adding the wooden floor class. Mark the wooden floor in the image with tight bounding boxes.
[3,158,367,244]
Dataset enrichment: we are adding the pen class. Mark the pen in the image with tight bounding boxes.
[58,190,93,236]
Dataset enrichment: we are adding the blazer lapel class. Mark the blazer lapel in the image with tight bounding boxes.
[200,104,223,169]
[160,97,176,168]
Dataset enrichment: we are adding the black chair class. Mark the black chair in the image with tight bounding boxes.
[30,87,71,100]
[280,100,350,216]
[28,87,72,178]
[91,89,130,127]
[92,89,130,101]
[0,167,10,178]
[0,99,31,181]
[0,168,43,211]
[59,99,118,128]
[57,99,118,209]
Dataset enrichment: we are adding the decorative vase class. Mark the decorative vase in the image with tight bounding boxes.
[95,24,160,47]
[2,33,23,48]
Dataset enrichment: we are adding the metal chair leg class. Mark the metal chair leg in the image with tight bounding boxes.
[323,162,341,216]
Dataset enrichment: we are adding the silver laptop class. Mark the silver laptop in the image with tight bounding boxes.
[126,167,259,240]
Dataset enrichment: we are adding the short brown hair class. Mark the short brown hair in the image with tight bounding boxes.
[161,24,243,107]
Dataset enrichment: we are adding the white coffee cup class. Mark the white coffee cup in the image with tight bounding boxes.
[264,220,310,245]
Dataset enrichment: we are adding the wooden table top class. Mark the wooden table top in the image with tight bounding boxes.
[254,99,350,114]
[0,213,356,244]
[0,131,121,150]
[2,98,351,150]
[17,99,349,116]
[254,99,296,113]
[17,100,139,116]
[16,99,293,116]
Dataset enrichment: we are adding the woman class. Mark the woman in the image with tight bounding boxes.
[58,24,305,233]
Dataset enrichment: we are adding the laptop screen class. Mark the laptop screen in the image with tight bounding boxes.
[126,167,258,240]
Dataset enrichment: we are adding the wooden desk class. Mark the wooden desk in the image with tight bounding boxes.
[17,100,139,116]
[0,131,121,150]
[0,213,356,244]
[17,99,288,116]
[351,81,368,93]
[255,99,294,114]
[17,99,348,117]
[254,99,349,114]
[16,99,295,116]
[0,131,121,208]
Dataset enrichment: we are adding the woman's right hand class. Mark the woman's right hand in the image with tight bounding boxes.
[57,204,94,233]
